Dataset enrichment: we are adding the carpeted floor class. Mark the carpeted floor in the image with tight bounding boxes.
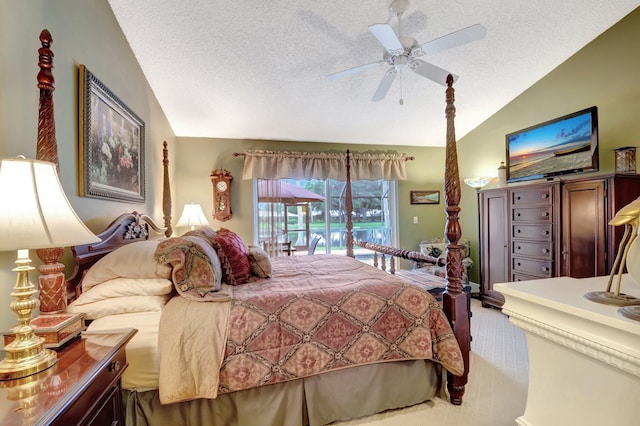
[333,299,529,426]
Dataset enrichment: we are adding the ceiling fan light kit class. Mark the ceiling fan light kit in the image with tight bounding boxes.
[325,0,486,102]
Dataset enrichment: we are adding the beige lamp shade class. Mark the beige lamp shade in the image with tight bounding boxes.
[176,203,210,229]
[0,157,100,251]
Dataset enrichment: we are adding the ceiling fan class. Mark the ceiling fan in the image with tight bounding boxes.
[325,0,486,102]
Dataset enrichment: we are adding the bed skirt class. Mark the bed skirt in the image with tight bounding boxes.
[124,359,443,426]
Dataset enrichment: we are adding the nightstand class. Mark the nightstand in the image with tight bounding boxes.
[0,328,136,426]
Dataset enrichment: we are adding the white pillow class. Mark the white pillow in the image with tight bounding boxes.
[73,278,173,306]
[82,241,172,292]
[68,295,169,320]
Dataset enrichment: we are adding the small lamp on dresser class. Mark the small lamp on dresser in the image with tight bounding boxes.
[0,157,100,380]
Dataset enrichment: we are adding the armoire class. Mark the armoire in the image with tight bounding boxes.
[479,174,640,308]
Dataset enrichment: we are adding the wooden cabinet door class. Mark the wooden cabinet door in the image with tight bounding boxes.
[480,189,508,308]
[561,179,606,278]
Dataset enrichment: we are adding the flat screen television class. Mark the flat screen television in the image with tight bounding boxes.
[506,106,599,183]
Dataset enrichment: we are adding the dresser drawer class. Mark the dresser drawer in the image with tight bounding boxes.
[511,187,553,205]
[512,224,553,241]
[512,206,553,223]
[512,257,553,277]
[511,271,543,282]
[512,241,553,260]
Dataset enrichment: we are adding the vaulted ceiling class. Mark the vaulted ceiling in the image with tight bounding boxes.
[107,0,639,147]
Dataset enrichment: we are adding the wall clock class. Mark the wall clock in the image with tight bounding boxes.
[210,168,233,221]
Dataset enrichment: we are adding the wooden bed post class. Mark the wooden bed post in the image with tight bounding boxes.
[442,74,470,404]
[345,150,354,258]
[34,29,67,313]
[162,141,173,237]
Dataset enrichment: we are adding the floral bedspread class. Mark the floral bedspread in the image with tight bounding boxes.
[217,255,463,394]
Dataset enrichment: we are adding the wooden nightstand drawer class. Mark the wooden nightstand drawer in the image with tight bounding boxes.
[51,341,128,425]
[0,328,136,426]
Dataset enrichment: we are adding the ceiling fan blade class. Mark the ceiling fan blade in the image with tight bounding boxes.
[368,23,404,55]
[372,68,398,102]
[325,61,385,81]
[410,59,457,86]
[419,24,486,56]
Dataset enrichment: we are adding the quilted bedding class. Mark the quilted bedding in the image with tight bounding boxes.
[159,254,463,404]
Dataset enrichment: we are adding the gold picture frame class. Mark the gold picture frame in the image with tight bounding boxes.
[78,64,145,203]
[410,190,440,204]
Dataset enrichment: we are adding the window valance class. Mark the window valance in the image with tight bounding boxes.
[235,150,413,181]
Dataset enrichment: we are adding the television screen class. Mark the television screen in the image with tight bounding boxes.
[506,106,599,183]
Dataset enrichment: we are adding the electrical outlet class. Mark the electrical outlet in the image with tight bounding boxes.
[413,216,418,224]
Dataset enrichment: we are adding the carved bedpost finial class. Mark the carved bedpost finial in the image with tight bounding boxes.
[36,29,59,174]
[163,141,173,237]
[37,29,55,91]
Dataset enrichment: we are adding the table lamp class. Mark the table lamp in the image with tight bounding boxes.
[0,157,100,380]
[176,203,210,230]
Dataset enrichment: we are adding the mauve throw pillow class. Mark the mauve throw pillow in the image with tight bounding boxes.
[212,228,251,285]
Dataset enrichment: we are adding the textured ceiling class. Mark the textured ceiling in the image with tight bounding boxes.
[107,0,639,147]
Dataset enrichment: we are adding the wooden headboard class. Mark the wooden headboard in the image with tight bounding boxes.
[65,212,166,301]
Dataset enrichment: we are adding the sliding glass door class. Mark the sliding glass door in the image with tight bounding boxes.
[256,179,397,258]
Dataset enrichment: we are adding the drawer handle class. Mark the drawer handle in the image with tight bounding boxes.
[542,230,549,235]
[110,361,121,372]
[516,229,521,234]
[542,193,549,199]
[516,212,521,217]
[516,246,521,250]
[516,262,521,267]
[541,248,549,253]
[541,267,549,272]
[541,212,549,217]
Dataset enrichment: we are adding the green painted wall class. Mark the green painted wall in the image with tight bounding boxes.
[0,0,176,332]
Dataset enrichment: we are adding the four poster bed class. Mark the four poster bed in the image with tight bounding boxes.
[34,30,471,426]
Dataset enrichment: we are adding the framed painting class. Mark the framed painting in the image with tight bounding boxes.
[78,64,145,202]
[410,190,440,204]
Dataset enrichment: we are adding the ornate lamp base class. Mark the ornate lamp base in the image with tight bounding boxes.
[584,291,640,306]
[0,252,58,381]
[619,305,640,321]
[0,341,57,381]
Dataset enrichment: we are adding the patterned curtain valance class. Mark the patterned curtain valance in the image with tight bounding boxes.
[235,150,413,181]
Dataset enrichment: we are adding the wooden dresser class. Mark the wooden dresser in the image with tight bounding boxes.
[480,174,640,308]
[0,328,136,425]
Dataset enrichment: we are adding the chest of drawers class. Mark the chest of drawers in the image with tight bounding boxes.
[509,183,560,281]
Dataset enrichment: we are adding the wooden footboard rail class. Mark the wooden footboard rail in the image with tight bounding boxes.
[354,240,441,274]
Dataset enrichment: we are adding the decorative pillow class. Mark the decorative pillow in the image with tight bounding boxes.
[82,240,172,293]
[420,242,446,259]
[182,226,217,241]
[67,295,169,320]
[247,245,272,278]
[419,239,471,259]
[73,278,173,306]
[155,236,223,301]
[211,228,251,285]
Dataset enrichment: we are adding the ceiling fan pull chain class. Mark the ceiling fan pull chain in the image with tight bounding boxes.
[399,69,404,105]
